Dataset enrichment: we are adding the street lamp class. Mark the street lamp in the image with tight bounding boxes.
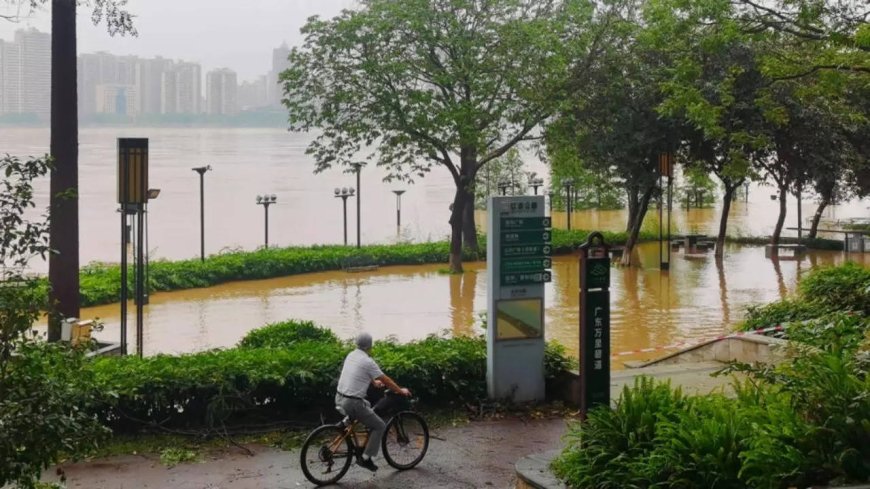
[350,162,364,248]
[562,178,575,230]
[528,173,544,195]
[392,190,406,234]
[498,180,512,196]
[256,194,277,248]
[335,187,355,245]
[191,165,211,261]
[143,188,160,305]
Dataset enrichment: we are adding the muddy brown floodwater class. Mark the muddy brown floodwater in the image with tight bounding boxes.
[76,242,868,364]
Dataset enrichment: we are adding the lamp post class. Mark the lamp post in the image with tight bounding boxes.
[562,178,575,230]
[351,163,363,248]
[528,174,544,195]
[143,188,161,305]
[498,180,512,196]
[335,187,355,245]
[392,190,406,234]
[256,194,277,248]
[191,165,211,261]
[547,190,554,214]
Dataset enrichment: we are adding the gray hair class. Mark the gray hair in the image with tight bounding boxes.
[355,332,373,351]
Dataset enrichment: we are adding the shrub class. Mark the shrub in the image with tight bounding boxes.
[88,324,575,433]
[238,320,340,348]
[798,262,870,314]
[742,298,825,331]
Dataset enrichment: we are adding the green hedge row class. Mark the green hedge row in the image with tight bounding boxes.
[63,228,651,308]
[87,320,575,433]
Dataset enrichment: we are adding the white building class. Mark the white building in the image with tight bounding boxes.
[206,68,238,115]
[0,29,50,119]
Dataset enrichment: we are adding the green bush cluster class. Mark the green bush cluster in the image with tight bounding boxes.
[87,321,574,433]
[742,262,870,331]
[67,229,651,308]
[554,316,870,489]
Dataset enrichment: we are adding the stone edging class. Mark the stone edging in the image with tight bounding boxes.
[514,450,566,489]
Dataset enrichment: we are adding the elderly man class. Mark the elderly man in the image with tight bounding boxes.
[335,332,411,472]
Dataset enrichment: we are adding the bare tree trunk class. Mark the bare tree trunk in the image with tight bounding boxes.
[462,184,479,253]
[808,196,830,239]
[771,184,788,245]
[449,189,466,273]
[715,183,737,258]
[48,0,80,341]
[620,185,654,266]
[625,185,639,234]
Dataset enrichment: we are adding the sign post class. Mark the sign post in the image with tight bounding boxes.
[487,196,550,401]
[658,152,674,270]
[578,232,611,418]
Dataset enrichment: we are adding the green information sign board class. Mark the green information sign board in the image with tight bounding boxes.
[581,290,610,408]
[501,244,552,258]
[501,217,552,230]
[501,271,552,286]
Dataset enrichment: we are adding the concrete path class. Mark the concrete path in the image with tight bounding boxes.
[43,363,735,489]
[44,418,570,489]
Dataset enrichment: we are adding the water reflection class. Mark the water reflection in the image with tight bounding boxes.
[68,243,869,363]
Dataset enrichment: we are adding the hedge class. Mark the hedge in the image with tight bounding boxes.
[61,228,654,308]
[87,320,575,433]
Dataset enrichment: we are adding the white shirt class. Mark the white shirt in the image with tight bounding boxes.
[337,349,384,398]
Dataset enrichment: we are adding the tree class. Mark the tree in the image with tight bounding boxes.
[0,155,108,488]
[547,1,684,265]
[474,148,529,209]
[282,0,606,272]
[2,0,135,340]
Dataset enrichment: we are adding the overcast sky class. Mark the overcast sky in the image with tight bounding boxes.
[0,0,359,81]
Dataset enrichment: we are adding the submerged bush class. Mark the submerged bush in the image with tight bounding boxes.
[238,319,340,348]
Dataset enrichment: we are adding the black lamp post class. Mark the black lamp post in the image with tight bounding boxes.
[256,194,277,248]
[562,177,575,230]
[335,187,355,245]
[392,189,406,234]
[143,188,160,305]
[191,165,211,261]
[528,173,544,195]
[351,163,363,248]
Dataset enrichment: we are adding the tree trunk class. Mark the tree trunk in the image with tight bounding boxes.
[47,0,80,341]
[448,188,466,273]
[462,184,479,253]
[715,183,737,258]
[771,184,788,245]
[449,153,476,273]
[620,185,654,267]
[808,196,830,239]
[625,185,639,234]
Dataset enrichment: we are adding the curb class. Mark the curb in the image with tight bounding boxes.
[514,450,566,489]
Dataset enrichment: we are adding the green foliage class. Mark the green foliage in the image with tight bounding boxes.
[238,320,340,348]
[63,229,649,308]
[742,263,870,332]
[798,262,870,314]
[87,322,574,433]
[474,148,530,209]
[158,447,199,468]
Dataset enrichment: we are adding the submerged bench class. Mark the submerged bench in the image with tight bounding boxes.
[764,243,807,259]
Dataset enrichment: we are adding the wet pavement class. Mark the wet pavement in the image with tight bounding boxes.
[45,417,570,489]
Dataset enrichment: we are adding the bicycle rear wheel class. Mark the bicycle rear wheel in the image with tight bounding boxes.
[300,424,353,486]
[382,411,429,470]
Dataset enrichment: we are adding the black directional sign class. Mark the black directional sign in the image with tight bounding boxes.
[501,271,552,286]
[501,217,552,230]
[501,244,552,258]
[502,257,552,273]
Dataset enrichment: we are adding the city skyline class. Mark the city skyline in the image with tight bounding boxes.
[0,0,357,81]
[0,27,293,120]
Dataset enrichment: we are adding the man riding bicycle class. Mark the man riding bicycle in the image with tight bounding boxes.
[335,332,411,472]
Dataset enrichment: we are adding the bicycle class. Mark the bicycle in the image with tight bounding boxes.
[300,393,430,486]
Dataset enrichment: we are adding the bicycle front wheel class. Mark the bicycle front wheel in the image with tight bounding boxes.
[300,425,353,486]
[382,411,429,470]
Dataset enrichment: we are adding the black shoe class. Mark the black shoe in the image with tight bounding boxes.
[356,458,378,472]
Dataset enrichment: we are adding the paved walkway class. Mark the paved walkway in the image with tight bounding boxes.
[44,418,570,489]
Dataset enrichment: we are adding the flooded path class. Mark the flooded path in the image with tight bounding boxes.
[79,243,868,364]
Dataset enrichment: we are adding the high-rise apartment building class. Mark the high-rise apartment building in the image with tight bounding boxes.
[239,75,268,110]
[138,57,173,115]
[0,29,50,119]
[162,61,201,115]
[267,42,290,106]
[206,68,238,115]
